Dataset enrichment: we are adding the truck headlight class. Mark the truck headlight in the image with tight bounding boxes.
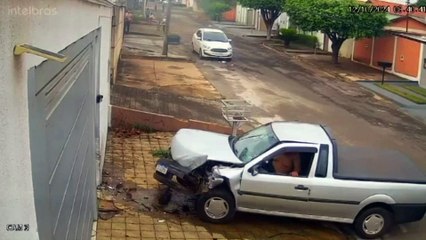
[209,166,224,189]
[212,166,221,177]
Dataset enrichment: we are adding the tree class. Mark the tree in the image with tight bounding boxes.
[199,0,235,22]
[285,0,388,64]
[415,0,426,7]
[239,0,286,40]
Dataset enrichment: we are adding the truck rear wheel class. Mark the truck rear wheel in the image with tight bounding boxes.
[196,189,236,223]
[353,207,393,239]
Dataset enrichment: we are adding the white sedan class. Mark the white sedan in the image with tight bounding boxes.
[192,28,233,61]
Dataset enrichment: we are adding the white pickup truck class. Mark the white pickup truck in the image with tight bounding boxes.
[154,121,426,239]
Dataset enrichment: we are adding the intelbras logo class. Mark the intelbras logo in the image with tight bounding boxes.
[4,6,58,16]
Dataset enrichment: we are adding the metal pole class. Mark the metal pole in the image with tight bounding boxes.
[162,0,172,56]
[230,122,235,137]
[381,67,386,85]
[406,0,410,33]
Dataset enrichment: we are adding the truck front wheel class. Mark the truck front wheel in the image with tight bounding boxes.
[353,207,394,239]
[196,189,236,223]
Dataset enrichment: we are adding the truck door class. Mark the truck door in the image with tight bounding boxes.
[238,144,318,216]
[306,144,360,221]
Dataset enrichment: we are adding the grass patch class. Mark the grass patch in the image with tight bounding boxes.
[151,148,171,158]
[133,124,158,133]
[375,83,426,104]
[403,85,426,98]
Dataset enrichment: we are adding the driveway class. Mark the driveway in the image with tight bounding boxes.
[167,7,426,240]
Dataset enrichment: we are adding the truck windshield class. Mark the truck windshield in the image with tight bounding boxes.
[233,124,279,163]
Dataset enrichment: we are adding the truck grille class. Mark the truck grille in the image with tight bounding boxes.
[211,48,228,53]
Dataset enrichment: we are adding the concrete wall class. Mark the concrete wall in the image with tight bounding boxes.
[276,12,290,30]
[111,106,243,135]
[187,0,194,7]
[236,4,255,26]
[338,38,354,58]
[111,6,125,84]
[421,43,426,88]
[0,0,112,239]
[97,9,114,186]
[236,4,245,24]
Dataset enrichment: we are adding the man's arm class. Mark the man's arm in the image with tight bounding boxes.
[290,157,301,177]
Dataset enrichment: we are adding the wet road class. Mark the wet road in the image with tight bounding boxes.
[167,7,426,240]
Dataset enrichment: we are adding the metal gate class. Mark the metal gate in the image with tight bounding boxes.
[247,9,254,26]
[28,29,100,240]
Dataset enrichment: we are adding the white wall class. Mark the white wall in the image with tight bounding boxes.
[236,4,245,24]
[327,36,354,58]
[0,0,112,239]
[186,0,193,8]
[275,12,289,30]
[97,14,113,185]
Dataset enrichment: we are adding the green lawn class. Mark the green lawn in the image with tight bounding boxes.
[375,83,426,104]
[403,85,426,98]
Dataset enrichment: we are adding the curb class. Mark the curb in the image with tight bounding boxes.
[261,42,289,57]
[121,53,192,62]
[243,35,278,39]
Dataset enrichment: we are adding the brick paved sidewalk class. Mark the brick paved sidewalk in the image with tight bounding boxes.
[96,130,348,240]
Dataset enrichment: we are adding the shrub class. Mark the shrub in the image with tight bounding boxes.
[133,124,157,133]
[151,148,171,158]
[279,28,298,47]
[296,34,319,48]
[200,0,232,21]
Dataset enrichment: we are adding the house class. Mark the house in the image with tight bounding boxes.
[234,3,353,56]
[0,0,124,239]
[222,5,237,22]
[352,0,426,86]
[186,0,200,11]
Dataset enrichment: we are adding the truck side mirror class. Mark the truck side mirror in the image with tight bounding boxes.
[249,166,259,176]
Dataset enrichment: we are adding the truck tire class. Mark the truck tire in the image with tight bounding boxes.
[196,189,236,223]
[353,207,394,239]
[158,188,172,205]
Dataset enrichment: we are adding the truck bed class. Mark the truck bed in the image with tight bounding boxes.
[333,146,426,184]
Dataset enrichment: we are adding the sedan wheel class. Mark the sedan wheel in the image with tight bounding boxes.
[199,48,204,59]
[196,189,235,223]
[353,207,393,239]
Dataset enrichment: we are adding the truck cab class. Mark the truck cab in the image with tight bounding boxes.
[154,121,426,239]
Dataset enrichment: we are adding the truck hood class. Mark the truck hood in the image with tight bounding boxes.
[170,128,242,170]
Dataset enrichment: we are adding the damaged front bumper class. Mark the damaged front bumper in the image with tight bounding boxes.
[153,158,197,193]
[154,159,226,194]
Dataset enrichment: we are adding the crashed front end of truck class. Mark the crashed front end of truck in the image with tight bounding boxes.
[153,128,244,199]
